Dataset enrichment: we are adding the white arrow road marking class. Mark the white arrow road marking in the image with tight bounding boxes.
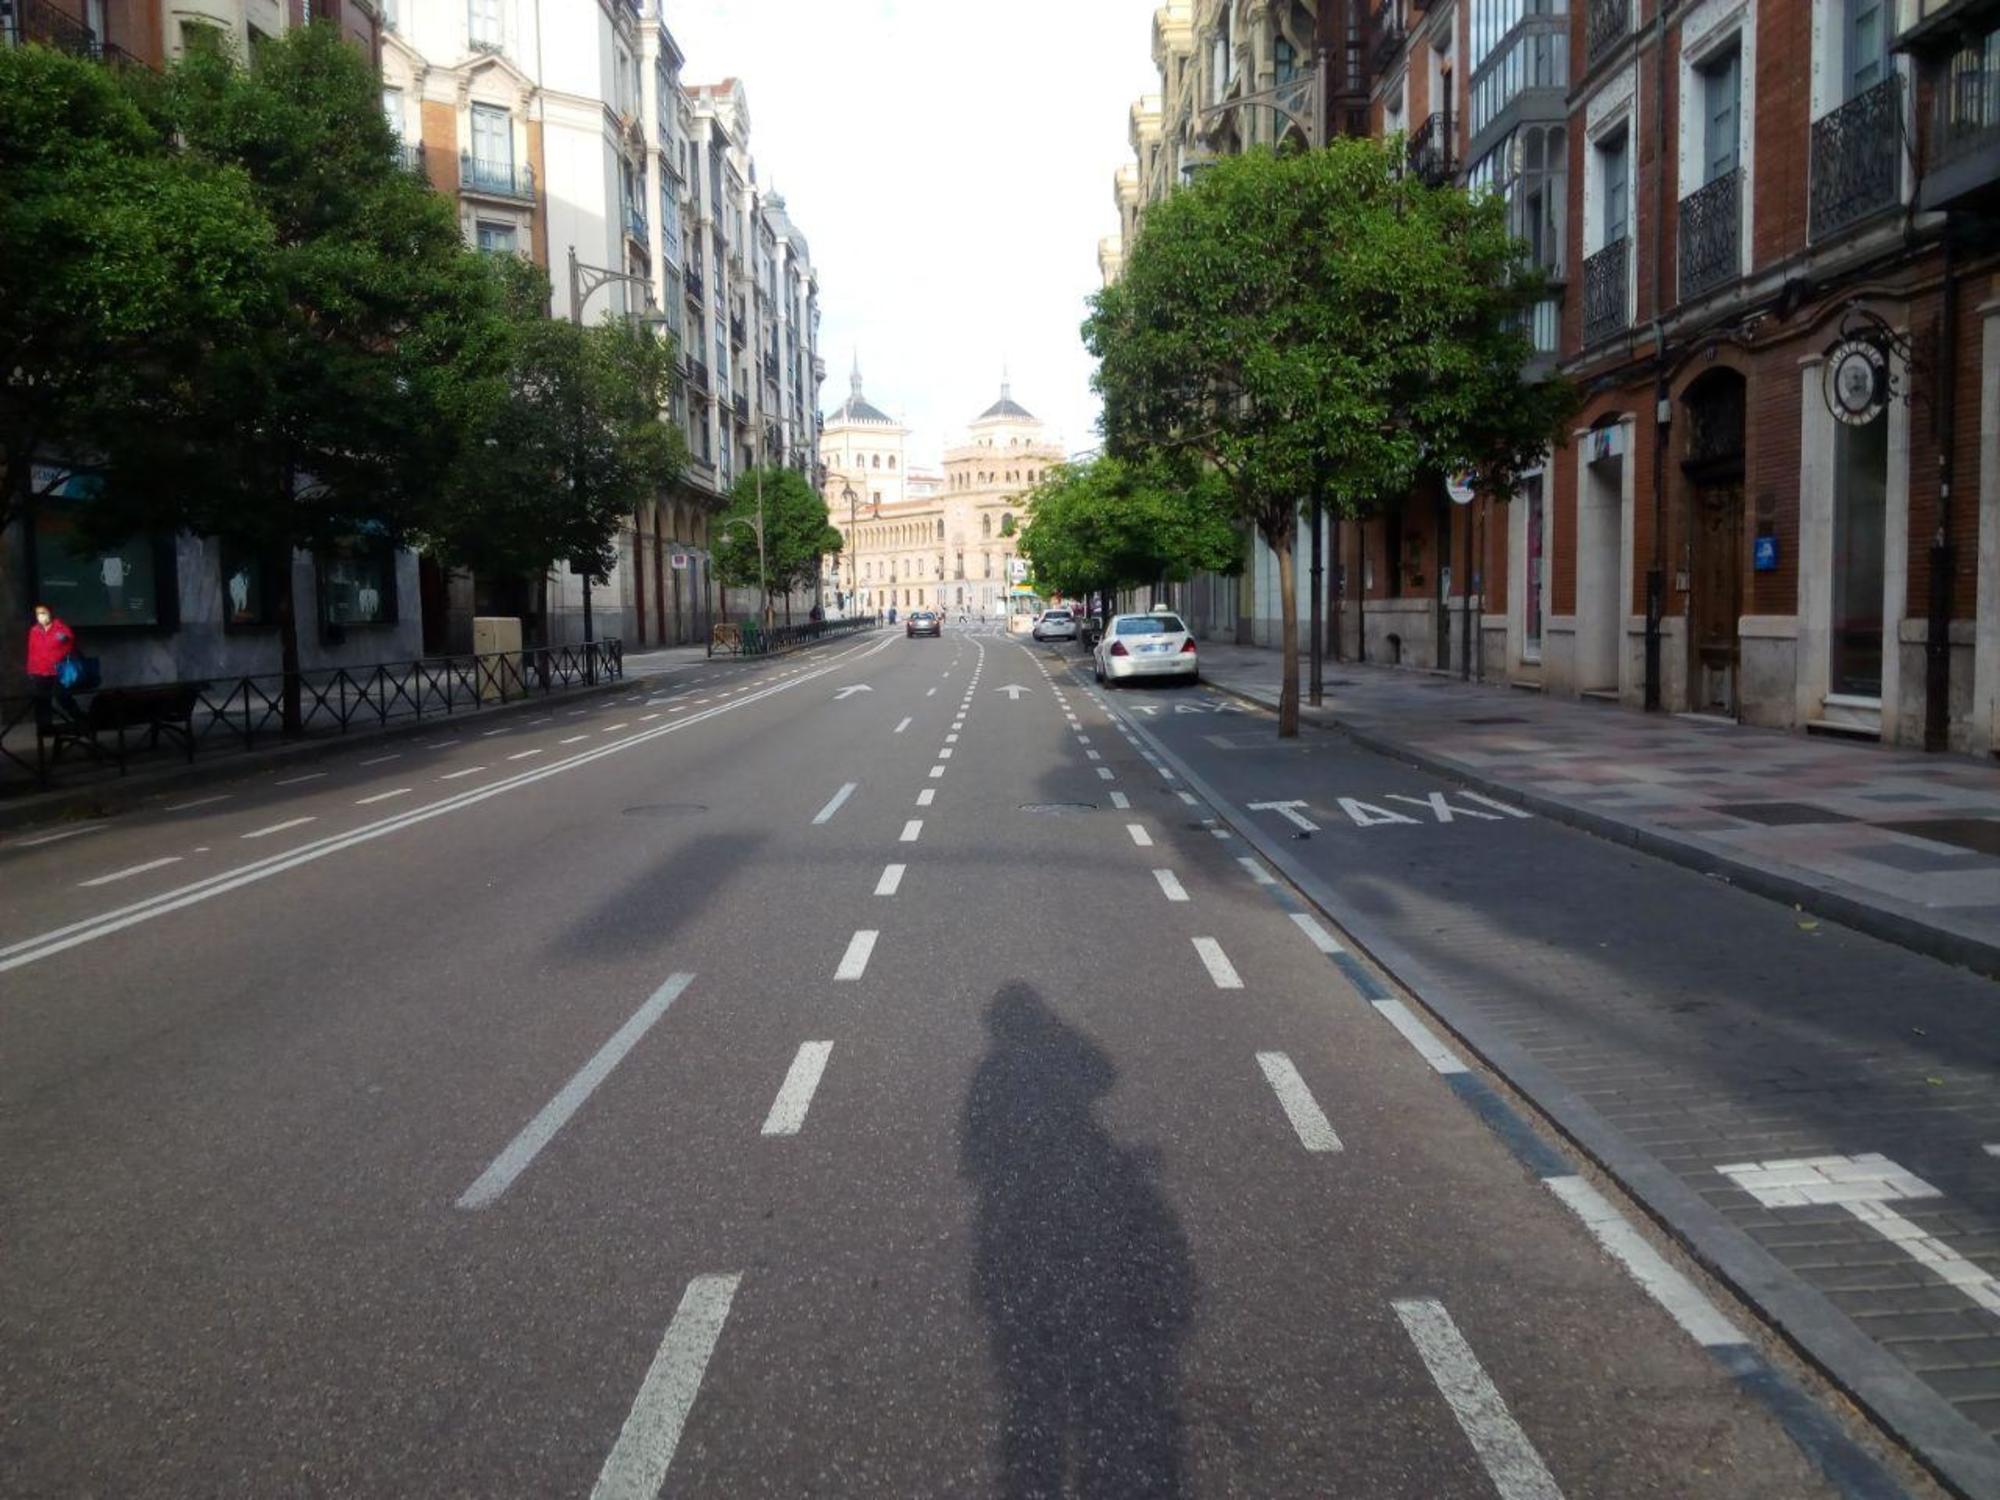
[812,782,858,825]
[761,1042,834,1137]
[590,1272,742,1500]
[1256,1053,1343,1152]
[996,685,1031,699]
[1128,704,1159,716]
[833,684,874,699]
[1248,799,1320,832]
[1393,1299,1564,1500]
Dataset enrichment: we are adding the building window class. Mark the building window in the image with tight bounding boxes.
[1701,47,1742,182]
[317,540,398,631]
[887,456,896,469]
[1597,128,1629,246]
[382,86,404,139]
[220,540,278,628]
[468,0,501,49]
[1846,0,1888,94]
[476,221,517,256]
[471,104,512,174]
[28,470,177,630]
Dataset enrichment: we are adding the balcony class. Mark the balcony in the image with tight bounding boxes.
[684,268,704,305]
[1586,0,1630,69]
[624,201,649,247]
[397,139,426,176]
[18,0,98,57]
[689,358,710,394]
[812,355,828,385]
[729,313,746,347]
[1677,167,1742,301]
[1919,37,2000,212]
[1370,0,1408,74]
[762,353,780,384]
[732,392,750,423]
[1407,111,1458,186]
[1581,236,1630,345]
[1809,76,1903,241]
[460,152,534,201]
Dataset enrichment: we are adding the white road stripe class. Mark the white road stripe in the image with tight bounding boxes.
[242,816,315,840]
[875,864,905,896]
[761,1042,834,1136]
[1256,1052,1343,1152]
[1097,767,1115,781]
[1392,1299,1563,1500]
[80,856,183,888]
[1177,790,1199,805]
[1110,792,1131,809]
[588,1272,741,1500]
[275,772,326,786]
[834,929,878,981]
[929,765,945,778]
[162,795,231,812]
[1085,750,1101,761]
[894,716,912,733]
[1152,869,1189,902]
[938,747,954,759]
[1290,912,1344,954]
[355,788,412,805]
[507,749,544,761]
[1238,856,1276,885]
[1544,1176,1742,1347]
[439,766,486,781]
[1126,823,1152,847]
[560,734,589,745]
[1193,936,1242,989]
[641,713,660,722]
[812,782,858,825]
[602,722,629,733]
[927,687,936,696]
[1373,999,1469,1074]
[458,972,695,1210]
[481,728,509,737]
[900,819,923,843]
[916,789,935,806]
[359,754,401,766]
[946,733,959,743]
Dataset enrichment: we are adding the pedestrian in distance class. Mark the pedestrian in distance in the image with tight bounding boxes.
[25,602,78,730]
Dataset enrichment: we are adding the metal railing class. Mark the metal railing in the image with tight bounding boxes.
[1370,0,1407,74]
[460,152,535,200]
[1407,111,1457,187]
[624,201,649,245]
[729,313,746,347]
[1809,75,1902,242]
[1581,235,1630,345]
[684,268,704,304]
[397,139,426,175]
[0,640,622,793]
[1586,0,1629,69]
[689,357,710,393]
[1677,167,1741,301]
[1935,46,2000,169]
[708,615,879,658]
[18,0,98,55]
[732,392,749,422]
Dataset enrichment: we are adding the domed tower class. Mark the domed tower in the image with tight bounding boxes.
[940,372,1067,618]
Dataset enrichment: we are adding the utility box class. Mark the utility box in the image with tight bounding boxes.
[472,616,522,702]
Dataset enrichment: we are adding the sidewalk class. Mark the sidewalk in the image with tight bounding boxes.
[1194,641,2000,978]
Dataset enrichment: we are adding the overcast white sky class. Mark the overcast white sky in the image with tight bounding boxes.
[667,0,1159,468]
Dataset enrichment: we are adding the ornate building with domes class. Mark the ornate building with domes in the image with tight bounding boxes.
[820,373,1065,617]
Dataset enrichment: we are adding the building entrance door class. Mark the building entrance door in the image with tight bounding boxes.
[1690,484,1743,713]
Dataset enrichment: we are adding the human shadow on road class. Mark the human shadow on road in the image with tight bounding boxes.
[960,982,1196,1498]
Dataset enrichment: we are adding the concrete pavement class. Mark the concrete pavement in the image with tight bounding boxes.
[0,623,1931,1495]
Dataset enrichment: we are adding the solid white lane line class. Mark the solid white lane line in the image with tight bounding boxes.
[1392,1299,1563,1500]
[1193,937,1242,989]
[894,716,912,733]
[242,816,315,840]
[1544,1177,1742,1348]
[761,1042,834,1136]
[355,788,412,805]
[162,795,231,813]
[359,754,401,766]
[1110,792,1131,809]
[1152,869,1189,902]
[916,789,935,806]
[1256,1052,1343,1152]
[458,972,695,1210]
[80,856,183,888]
[1373,999,1469,1075]
[900,819,923,842]
[1290,912,1344,954]
[1126,823,1153,847]
[876,863,905,896]
[835,929,878,981]
[1238,856,1277,885]
[507,749,544,761]
[1097,767,1115,781]
[439,766,486,781]
[589,1272,741,1500]
[812,782,858,825]
[275,772,327,786]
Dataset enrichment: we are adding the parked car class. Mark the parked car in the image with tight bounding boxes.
[906,610,942,638]
[1031,608,1079,643]
[1094,611,1197,685]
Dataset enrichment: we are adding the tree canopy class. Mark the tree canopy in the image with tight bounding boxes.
[1017,457,1240,604]
[712,466,844,617]
[1085,137,1576,733]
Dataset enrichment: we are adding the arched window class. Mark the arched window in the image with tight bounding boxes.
[871,453,880,468]
[981,514,990,538]
[888,456,896,470]
[999,512,1015,536]
[983,552,992,577]
[936,518,944,539]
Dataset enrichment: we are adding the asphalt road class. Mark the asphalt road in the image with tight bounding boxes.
[0,624,1926,1496]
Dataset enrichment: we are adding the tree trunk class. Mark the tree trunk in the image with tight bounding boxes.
[277,551,303,738]
[1275,528,1300,738]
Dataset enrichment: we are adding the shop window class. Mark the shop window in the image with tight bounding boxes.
[28,468,177,630]
[221,540,281,629]
[317,539,399,635]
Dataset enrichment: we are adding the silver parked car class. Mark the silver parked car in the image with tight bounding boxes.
[1094,611,1198,685]
[1031,608,1079,643]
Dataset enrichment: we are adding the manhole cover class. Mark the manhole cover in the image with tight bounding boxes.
[1019,802,1096,815]
[622,804,708,818]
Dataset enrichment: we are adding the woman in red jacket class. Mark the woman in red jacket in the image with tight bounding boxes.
[26,603,77,730]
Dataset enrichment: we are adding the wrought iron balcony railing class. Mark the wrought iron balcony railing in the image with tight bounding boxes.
[1581,236,1630,345]
[1586,0,1630,69]
[1809,75,1902,242]
[19,0,99,58]
[729,313,746,347]
[688,358,710,393]
[1370,1,1408,74]
[460,152,535,200]
[684,269,704,304]
[1407,111,1457,186]
[1677,167,1742,302]
[396,140,425,175]
[732,392,749,422]
[624,201,649,245]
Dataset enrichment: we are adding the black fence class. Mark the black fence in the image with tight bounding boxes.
[0,639,623,795]
[709,615,880,658]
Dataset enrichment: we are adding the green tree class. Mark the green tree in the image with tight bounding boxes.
[1017,457,1239,611]
[712,466,843,624]
[1085,138,1575,735]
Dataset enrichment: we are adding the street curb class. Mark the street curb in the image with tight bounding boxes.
[1201,676,2000,984]
[1113,671,2000,1500]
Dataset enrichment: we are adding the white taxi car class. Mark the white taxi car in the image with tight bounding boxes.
[1093,611,1197,686]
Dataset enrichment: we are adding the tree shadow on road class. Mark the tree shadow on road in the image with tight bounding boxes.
[960,981,1196,1498]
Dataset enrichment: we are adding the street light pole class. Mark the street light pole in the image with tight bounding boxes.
[841,480,859,616]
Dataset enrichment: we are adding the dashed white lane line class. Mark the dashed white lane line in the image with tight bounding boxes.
[875,863,905,896]
[1097,767,1116,781]
[1192,936,1242,989]
[459,972,696,1210]
[481,728,510,737]
[641,713,660,722]
[275,772,326,786]
[1152,869,1189,902]
[421,739,459,750]
[835,929,879,981]
[1238,856,1277,886]
[1256,1052,1343,1152]
[1391,1299,1563,1500]
[355,787,412,806]
[601,722,629,733]
[561,735,589,745]
[894,716,912,733]
[1374,999,1469,1075]
[900,819,924,843]
[1085,750,1102,761]
[242,816,315,840]
[945,733,959,744]
[1544,1176,1742,1348]
[439,766,486,781]
[929,765,946,779]
[927,687,936,696]
[1126,823,1153,847]
[937,747,954,759]
[1110,792,1131,810]
[359,754,401,767]
[813,782,859,825]
[1177,790,1199,805]
[761,1042,834,1137]
[162,795,231,813]
[916,789,935,806]
[588,1272,741,1500]
[507,749,544,761]
[80,856,184,889]
[1290,912,1344,955]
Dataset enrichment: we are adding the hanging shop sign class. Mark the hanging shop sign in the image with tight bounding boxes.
[1824,337,1890,427]
[1445,471,1477,506]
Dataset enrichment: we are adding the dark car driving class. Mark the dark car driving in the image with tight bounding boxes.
[906,610,941,638]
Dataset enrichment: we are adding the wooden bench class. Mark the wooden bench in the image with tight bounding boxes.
[46,684,202,772]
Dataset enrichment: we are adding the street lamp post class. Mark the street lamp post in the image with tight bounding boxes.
[840,480,859,617]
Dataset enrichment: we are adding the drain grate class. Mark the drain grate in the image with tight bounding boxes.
[1019,802,1097,815]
